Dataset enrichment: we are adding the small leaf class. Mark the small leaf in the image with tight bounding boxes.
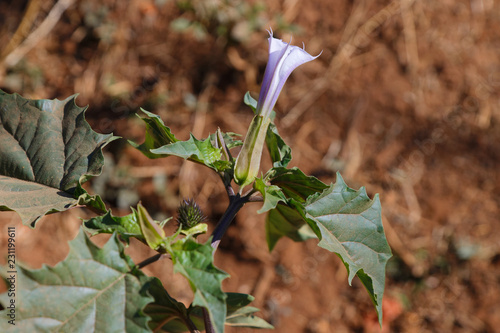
[254,178,287,214]
[262,167,326,250]
[303,173,392,325]
[266,122,292,168]
[128,109,179,159]
[225,293,273,329]
[131,110,228,172]
[213,131,243,150]
[243,91,258,112]
[0,229,153,332]
[265,201,317,251]
[145,277,204,333]
[151,135,223,171]
[180,223,208,238]
[0,90,115,226]
[83,209,144,244]
[145,289,271,332]
[168,238,229,333]
[269,167,328,202]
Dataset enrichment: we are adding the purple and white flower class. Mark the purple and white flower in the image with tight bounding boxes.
[234,31,320,187]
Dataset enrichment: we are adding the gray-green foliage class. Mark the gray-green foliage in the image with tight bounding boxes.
[0,88,391,330]
[0,90,115,226]
[0,230,153,333]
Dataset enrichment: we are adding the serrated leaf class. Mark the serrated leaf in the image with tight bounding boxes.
[146,288,271,332]
[83,209,144,244]
[225,293,273,329]
[262,167,326,250]
[169,238,229,333]
[0,228,153,332]
[0,90,115,226]
[130,110,226,172]
[128,109,179,159]
[303,173,392,325]
[254,178,287,214]
[265,201,317,251]
[269,167,328,202]
[151,135,222,171]
[144,277,204,333]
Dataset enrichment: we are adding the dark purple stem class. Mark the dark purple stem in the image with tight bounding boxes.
[210,193,248,249]
[202,307,215,333]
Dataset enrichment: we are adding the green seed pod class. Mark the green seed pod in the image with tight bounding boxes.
[176,199,205,230]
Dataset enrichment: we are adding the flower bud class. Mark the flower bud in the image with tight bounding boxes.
[234,30,320,188]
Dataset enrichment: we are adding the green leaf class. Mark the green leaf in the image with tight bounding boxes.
[130,110,227,172]
[128,109,179,159]
[151,135,222,171]
[146,287,271,332]
[303,173,392,325]
[262,167,326,250]
[225,293,273,329]
[269,167,328,203]
[265,201,317,251]
[209,131,242,150]
[0,90,115,226]
[180,223,208,238]
[83,209,144,244]
[0,228,153,332]
[266,123,292,168]
[144,277,204,333]
[243,91,258,112]
[168,238,229,333]
[254,178,287,214]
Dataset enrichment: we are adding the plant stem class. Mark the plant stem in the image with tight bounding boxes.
[186,316,201,333]
[202,307,215,333]
[136,253,170,269]
[210,193,248,249]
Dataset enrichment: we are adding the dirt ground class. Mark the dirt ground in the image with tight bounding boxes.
[1,0,500,332]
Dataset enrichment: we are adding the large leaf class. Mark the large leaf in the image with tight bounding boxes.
[303,173,392,325]
[0,90,115,226]
[168,238,229,333]
[0,228,153,332]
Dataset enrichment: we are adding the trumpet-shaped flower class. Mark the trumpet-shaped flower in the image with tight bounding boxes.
[234,31,320,187]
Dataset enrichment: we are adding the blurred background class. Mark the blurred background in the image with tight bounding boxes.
[1,0,499,332]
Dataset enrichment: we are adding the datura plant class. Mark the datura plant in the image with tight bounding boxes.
[0,31,391,333]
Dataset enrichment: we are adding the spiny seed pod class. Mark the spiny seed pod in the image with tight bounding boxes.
[176,199,205,230]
